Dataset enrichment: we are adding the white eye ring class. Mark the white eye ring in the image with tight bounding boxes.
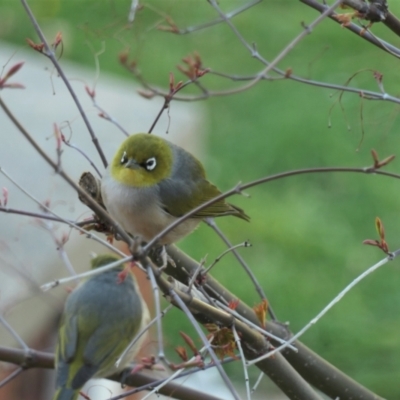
[120,151,127,165]
[145,157,157,171]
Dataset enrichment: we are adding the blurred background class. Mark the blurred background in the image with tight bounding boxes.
[1,0,400,399]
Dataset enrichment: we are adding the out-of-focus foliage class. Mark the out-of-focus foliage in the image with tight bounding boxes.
[1,0,400,397]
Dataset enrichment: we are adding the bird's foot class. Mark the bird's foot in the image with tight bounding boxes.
[149,245,176,271]
[120,357,164,387]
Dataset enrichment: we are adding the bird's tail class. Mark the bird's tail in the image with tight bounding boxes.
[52,387,80,400]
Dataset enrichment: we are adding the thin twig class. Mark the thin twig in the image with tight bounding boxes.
[232,325,251,400]
[204,238,251,274]
[251,372,264,393]
[204,218,277,319]
[147,79,196,133]
[205,0,343,94]
[127,56,400,103]
[20,0,108,167]
[147,266,168,362]
[300,0,400,57]
[215,301,297,351]
[143,165,400,253]
[0,206,94,226]
[138,347,207,400]
[62,139,103,177]
[128,0,140,23]
[115,349,234,400]
[0,367,24,389]
[186,255,207,293]
[36,219,78,279]
[41,255,132,291]
[131,0,400,105]
[0,167,123,261]
[160,246,386,400]
[203,220,277,320]
[169,289,241,400]
[93,102,130,138]
[0,345,226,400]
[0,97,132,245]
[139,370,186,400]
[171,0,262,34]
[115,314,156,368]
[247,249,400,366]
[0,315,29,352]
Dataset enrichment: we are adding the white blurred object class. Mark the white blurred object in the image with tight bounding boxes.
[0,40,206,399]
[0,39,205,307]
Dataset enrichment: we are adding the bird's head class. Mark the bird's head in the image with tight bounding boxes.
[110,133,173,187]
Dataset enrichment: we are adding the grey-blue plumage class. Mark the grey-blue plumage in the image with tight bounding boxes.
[53,255,147,400]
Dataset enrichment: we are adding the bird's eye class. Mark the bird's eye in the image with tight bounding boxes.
[120,151,128,165]
[145,157,157,171]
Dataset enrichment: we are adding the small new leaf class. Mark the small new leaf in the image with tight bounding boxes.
[363,217,390,254]
[85,85,95,99]
[334,13,354,27]
[175,346,188,361]
[373,70,383,84]
[205,326,237,361]
[2,187,8,207]
[370,149,395,169]
[285,68,293,78]
[0,62,25,90]
[53,32,62,49]
[375,217,385,240]
[157,16,179,33]
[378,154,395,168]
[26,38,45,53]
[253,299,268,328]
[177,52,208,80]
[137,90,156,99]
[228,299,239,310]
[179,331,198,356]
[53,124,62,150]
[117,268,128,284]
[3,62,24,81]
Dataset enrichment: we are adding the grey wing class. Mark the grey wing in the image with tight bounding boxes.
[54,313,79,390]
[158,145,206,217]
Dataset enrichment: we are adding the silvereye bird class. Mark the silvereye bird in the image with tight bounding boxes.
[101,133,249,244]
[53,254,148,400]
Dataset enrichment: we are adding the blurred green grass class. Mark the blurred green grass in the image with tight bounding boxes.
[2,0,400,397]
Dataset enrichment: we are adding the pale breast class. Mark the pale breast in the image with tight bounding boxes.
[101,171,200,244]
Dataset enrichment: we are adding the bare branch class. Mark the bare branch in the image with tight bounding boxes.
[143,165,400,252]
[20,0,108,167]
[249,249,398,365]
[0,206,94,226]
[204,218,276,318]
[169,289,241,400]
[0,97,133,245]
[166,246,386,400]
[0,346,224,400]
[301,0,400,57]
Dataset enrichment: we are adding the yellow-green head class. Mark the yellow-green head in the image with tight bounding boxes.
[90,253,123,270]
[111,133,173,187]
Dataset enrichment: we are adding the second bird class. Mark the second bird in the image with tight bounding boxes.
[101,133,250,244]
[53,254,149,400]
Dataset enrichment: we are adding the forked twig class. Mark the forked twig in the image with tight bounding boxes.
[248,249,400,366]
[20,0,108,168]
[169,289,241,400]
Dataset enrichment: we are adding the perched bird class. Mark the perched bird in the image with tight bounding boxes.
[53,254,149,400]
[101,133,249,244]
